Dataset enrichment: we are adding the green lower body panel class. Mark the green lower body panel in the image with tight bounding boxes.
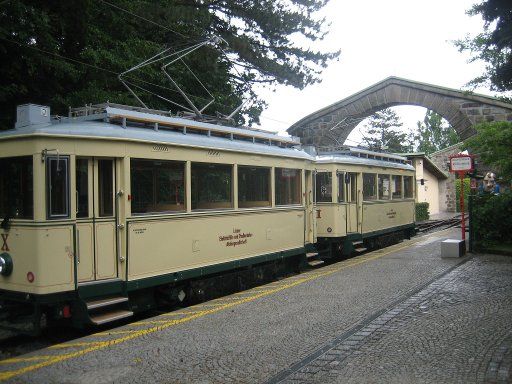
[126,247,305,291]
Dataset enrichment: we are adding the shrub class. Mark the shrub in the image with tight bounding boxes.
[415,202,430,221]
[455,177,470,212]
[471,191,512,248]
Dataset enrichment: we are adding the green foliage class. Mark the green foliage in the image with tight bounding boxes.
[361,109,414,153]
[0,0,339,129]
[463,121,512,183]
[415,110,459,155]
[471,191,512,248]
[415,202,430,221]
[455,178,471,212]
[454,0,512,91]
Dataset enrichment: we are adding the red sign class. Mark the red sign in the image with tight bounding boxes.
[449,154,474,173]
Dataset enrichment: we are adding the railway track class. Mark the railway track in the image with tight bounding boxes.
[416,214,467,234]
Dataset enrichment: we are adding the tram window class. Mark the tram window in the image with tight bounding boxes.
[47,156,70,219]
[362,173,377,201]
[275,168,301,205]
[378,174,390,200]
[0,156,33,219]
[191,163,232,210]
[337,172,345,202]
[131,159,185,214]
[315,172,332,203]
[391,175,403,199]
[404,176,414,198]
[98,160,113,217]
[76,159,89,218]
[238,166,270,208]
[349,173,357,203]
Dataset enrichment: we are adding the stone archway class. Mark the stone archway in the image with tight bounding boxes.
[287,76,512,147]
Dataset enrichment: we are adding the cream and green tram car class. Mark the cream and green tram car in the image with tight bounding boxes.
[0,103,316,332]
[312,148,416,258]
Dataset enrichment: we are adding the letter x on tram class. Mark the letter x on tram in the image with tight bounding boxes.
[1,234,8,252]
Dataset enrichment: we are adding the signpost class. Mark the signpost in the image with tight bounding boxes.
[448,154,474,241]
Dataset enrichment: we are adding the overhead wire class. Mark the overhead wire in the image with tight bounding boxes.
[0,5,291,129]
[97,0,191,40]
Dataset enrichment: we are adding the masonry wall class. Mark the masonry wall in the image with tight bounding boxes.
[430,145,462,213]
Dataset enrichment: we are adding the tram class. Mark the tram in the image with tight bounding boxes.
[0,103,416,333]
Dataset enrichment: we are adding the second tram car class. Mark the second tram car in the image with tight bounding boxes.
[311,148,416,260]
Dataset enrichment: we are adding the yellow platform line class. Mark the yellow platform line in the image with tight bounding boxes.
[0,229,454,381]
[233,289,270,295]
[156,310,207,317]
[94,330,139,336]
[48,341,105,350]
[0,356,54,364]
[131,320,180,325]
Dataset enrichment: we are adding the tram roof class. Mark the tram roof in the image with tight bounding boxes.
[315,150,415,171]
[1,104,312,161]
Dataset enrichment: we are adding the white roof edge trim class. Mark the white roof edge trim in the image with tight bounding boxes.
[315,156,415,171]
[0,125,313,161]
[104,107,300,145]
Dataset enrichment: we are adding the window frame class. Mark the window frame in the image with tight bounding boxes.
[191,162,234,211]
[315,171,333,203]
[130,158,186,215]
[0,155,34,220]
[362,173,377,201]
[76,158,90,218]
[391,175,403,200]
[46,155,70,219]
[98,159,115,218]
[378,174,391,200]
[237,165,271,209]
[275,167,302,206]
[404,175,414,199]
[337,171,345,203]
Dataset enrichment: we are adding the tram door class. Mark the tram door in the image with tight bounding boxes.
[346,172,359,233]
[305,170,317,244]
[76,158,118,282]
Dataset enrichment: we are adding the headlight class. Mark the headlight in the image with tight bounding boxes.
[0,253,13,276]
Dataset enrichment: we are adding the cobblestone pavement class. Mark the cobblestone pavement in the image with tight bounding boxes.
[269,254,512,384]
[2,228,509,383]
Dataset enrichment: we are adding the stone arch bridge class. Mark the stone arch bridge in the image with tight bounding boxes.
[287,77,512,147]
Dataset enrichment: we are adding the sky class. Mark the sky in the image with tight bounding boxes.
[255,0,497,145]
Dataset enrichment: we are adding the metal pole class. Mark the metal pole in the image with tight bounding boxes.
[460,172,466,241]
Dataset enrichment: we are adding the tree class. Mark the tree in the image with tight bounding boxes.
[415,110,459,155]
[463,121,512,182]
[360,108,414,153]
[454,0,512,92]
[0,0,339,129]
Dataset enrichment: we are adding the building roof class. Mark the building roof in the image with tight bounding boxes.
[400,152,448,179]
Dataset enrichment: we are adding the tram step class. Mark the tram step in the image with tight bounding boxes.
[86,296,129,310]
[352,241,364,246]
[90,309,134,325]
[354,247,367,253]
[306,252,319,259]
[307,259,324,267]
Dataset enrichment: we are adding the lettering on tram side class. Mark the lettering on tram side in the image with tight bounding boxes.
[386,209,397,219]
[1,234,9,251]
[133,228,147,234]
[218,228,253,247]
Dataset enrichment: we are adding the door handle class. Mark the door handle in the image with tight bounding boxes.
[76,229,80,264]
